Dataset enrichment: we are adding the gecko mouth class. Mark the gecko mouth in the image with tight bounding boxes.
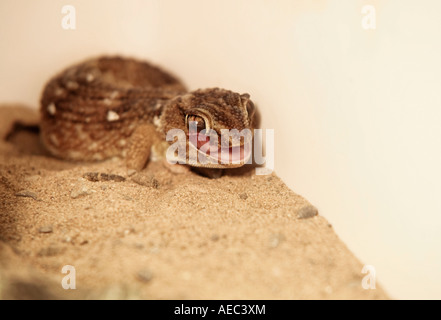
[187,132,252,167]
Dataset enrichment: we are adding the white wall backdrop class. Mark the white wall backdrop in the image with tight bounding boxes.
[1,0,440,299]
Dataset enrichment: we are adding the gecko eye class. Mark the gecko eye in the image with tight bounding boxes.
[186,114,206,132]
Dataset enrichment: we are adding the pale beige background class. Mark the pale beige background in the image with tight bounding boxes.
[1,0,440,299]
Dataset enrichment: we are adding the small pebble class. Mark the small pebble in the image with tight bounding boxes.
[297,205,318,219]
[15,190,38,201]
[127,169,137,177]
[83,172,125,182]
[131,174,159,189]
[70,185,92,199]
[136,269,153,283]
[38,226,53,234]
[239,192,248,200]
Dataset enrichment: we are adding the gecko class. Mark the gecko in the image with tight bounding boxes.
[39,56,257,176]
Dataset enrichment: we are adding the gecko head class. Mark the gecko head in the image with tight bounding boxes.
[159,88,257,168]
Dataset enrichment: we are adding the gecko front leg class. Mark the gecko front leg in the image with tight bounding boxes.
[125,124,161,173]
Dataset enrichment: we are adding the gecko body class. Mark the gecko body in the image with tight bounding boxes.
[40,56,257,173]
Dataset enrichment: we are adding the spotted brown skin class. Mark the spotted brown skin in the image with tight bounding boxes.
[40,56,257,173]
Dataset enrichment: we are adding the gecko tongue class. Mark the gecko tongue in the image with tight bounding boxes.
[195,133,212,150]
[189,132,250,163]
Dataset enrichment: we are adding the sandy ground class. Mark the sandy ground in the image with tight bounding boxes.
[0,105,388,299]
